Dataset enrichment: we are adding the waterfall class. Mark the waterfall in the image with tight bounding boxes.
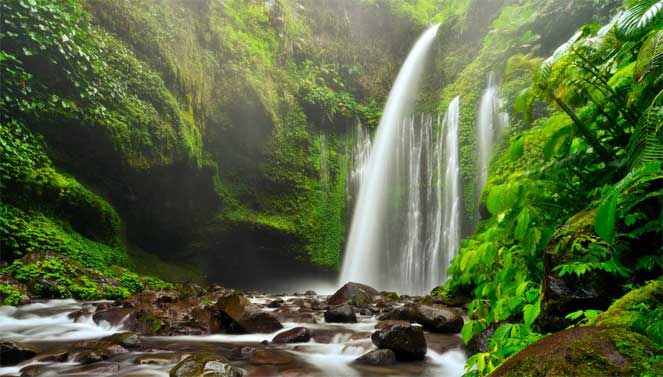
[346,122,372,208]
[339,24,440,293]
[477,72,507,193]
[440,97,461,282]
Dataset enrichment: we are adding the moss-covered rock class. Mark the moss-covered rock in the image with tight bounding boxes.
[538,209,623,332]
[593,280,663,347]
[489,326,662,377]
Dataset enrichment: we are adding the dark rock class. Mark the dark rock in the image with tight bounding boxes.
[236,309,283,333]
[466,322,502,356]
[324,304,357,323]
[328,282,379,305]
[378,303,463,333]
[71,349,109,364]
[29,349,69,363]
[415,305,464,333]
[305,290,317,296]
[272,327,312,344]
[375,320,410,330]
[170,353,242,377]
[267,299,284,308]
[354,349,396,366]
[216,292,250,322]
[249,350,293,365]
[371,324,427,361]
[0,342,37,366]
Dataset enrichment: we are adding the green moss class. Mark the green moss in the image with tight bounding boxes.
[593,281,663,347]
[0,284,23,306]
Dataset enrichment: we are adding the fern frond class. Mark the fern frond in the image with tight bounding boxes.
[634,29,663,81]
[617,0,663,41]
[626,93,663,167]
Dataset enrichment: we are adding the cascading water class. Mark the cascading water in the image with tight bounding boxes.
[339,24,441,293]
[440,97,461,282]
[477,72,508,193]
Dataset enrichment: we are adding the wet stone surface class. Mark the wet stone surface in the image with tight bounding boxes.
[0,284,467,376]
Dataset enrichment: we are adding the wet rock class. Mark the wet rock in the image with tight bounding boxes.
[170,353,243,377]
[267,299,284,308]
[324,304,357,323]
[230,346,257,360]
[249,350,293,365]
[415,305,464,333]
[328,282,379,305]
[375,320,410,330]
[304,290,317,296]
[272,327,312,344]
[371,324,427,361]
[354,349,397,366]
[216,293,250,321]
[236,308,283,333]
[29,349,69,363]
[67,306,95,321]
[19,364,47,377]
[378,304,463,333]
[71,349,110,364]
[0,342,38,366]
[93,308,134,326]
[102,332,141,348]
[466,322,501,356]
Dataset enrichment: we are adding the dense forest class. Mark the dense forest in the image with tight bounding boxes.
[0,0,662,376]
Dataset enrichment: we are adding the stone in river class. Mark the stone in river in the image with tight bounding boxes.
[324,304,357,323]
[272,327,313,344]
[0,342,38,366]
[354,349,397,366]
[328,282,379,305]
[371,324,427,361]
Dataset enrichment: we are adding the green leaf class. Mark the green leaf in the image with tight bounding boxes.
[595,193,618,242]
[523,301,541,326]
[515,208,531,240]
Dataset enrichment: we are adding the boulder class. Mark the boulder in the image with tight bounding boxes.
[170,353,243,377]
[328,282,379,305]
[93,308,134,327]
[324,304,357,323]
[466,322,503,356]
[0,342,38,366]
[375,320,410,330]
[378,303,462,333]
[415,305,464,333]
[354,349,396,366]
[371,324,427,361]
[102,332,140,349]
[272,327,312,344]
[490,327,661,377]
[267,299,284,308]
[215,292,250,322]
[236,309,283,334]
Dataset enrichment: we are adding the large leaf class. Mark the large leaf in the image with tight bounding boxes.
[617,0,663,41]
[634,29,663,81]
[523,301,541,327]
[596,193,618,242]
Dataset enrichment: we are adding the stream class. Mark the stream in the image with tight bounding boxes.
[0,293,466,377]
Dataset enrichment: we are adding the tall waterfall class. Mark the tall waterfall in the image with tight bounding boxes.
[340,24,441,294]
[477,72,507,192]
[440,97,461,283]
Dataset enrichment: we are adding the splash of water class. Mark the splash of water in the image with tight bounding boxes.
[339,24,440,293]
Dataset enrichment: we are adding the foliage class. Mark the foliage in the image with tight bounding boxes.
[0,284,23,306]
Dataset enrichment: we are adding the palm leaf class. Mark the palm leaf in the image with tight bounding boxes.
[626,94,663,168]
[616,0,663,41]
[634,29,663,81]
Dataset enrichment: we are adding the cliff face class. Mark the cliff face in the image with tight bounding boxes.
[0,0,614,287]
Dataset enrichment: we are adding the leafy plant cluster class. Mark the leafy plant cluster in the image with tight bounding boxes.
[444,1,663,375]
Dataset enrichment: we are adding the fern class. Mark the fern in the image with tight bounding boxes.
[626,95,663,168]
[617,0,663,41]
[634,29,663,81]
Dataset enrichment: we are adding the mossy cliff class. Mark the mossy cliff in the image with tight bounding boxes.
[2,0,485,290]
